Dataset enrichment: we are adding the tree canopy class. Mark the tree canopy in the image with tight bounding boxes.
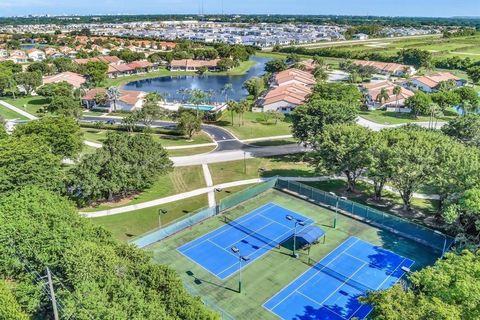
[14,116,84,158]
[67,132,172,206]
[364,250,480,320]
[0,187,217,319]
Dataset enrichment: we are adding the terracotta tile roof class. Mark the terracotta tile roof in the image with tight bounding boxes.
[411,72,461,89]
[42,72,86,88]
[275,68,316,86]
[263,83,312,106]
[127,60,153,69]
[363,81,414,105]
[74,55,121,65]
[82,88,146,106]
[170,59,220,68]
[353,60,412,74]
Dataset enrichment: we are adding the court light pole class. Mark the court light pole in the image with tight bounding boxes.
[329,192,338,228]
[286,215,305,258]
[231,246,249,293]
[434,230,447,258]
[158,209,167,228]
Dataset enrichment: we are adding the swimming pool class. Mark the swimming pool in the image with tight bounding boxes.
[181,104,216,111]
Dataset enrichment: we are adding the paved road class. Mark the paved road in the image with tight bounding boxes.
[81,115,243,151]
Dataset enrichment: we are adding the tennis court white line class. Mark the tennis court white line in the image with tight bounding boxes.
[178,203,276,254]
[180,202,307,280]
[215,220,300,279]
[296,291,349,320]
[264,237,360,312]
[214,203,316,279]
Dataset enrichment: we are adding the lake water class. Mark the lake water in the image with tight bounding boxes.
[122,56,270,102]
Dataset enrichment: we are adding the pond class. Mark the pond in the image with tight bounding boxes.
[122,56,271,103]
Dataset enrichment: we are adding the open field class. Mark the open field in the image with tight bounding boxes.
[209,154,315,185]
[83,165,206,212]
[147,189,440,319]
[294,34,480,61]
[2,96,49,116]
[216,111,292,139]
[91,184,252,242]
[92,194,208,241]
[167,145,216,157]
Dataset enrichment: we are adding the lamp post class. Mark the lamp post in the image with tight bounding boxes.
[158,209,167,228]
[231,246,249,293]
[243,151,247,174]
[286,215,305,258]
[434,230,447,258]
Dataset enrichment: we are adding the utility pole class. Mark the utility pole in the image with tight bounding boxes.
[46,268,59,320]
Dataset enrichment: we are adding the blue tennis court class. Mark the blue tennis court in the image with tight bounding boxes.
[177,203,314,280]
[264,236,415,320]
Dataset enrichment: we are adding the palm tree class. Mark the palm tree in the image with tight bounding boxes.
[107,87,121,113]
[376,88,390,107]
[393,86,402,113]
[226,100,238,126]
[221,83,233,102]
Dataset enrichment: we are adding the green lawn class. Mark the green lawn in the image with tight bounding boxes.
[0,104,27,120]
[209,154,315,185]
[167,145,216,157]
[92,194,208,241]
[359,108,458,125]
[215,111,292,139]
[248,138,296,147]
[80,127,213,146]
[83,165,206,212]
[2,96,49,116]
[147,189,439,319]
[303,179,439,221]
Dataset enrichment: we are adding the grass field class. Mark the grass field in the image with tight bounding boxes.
[80,127,213,146]
[92,194,209,241]
[303,34,480,61]
[359,108,458,125]
[167,145,216,157]
[91,184,252,241]
[147,189,440,319]
[83,165,206,212]
[216,111,292,139]
[209,154,315,185]
[303,179,439,220]
[0,104,27,120]
[2,96,49,116]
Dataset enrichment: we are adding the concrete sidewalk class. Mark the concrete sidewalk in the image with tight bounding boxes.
[0,100,38,120]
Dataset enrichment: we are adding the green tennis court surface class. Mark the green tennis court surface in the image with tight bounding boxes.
[147,189,440,319]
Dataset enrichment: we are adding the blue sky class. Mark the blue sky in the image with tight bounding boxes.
[0,0,479,17]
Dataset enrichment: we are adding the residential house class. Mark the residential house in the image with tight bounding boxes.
[81,88,147,112]
[7,50,28,64]
[298,59,317,73]
[362,81,415,112]
[406,72,466,93]
[42,72,86,89]
[274,68,316,87]
[257,83,312,113]
[352,60,416,77]
[74,55,123,66]
[169,59,220,71]
[26,49,46,61]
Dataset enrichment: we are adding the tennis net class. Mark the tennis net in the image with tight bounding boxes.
[224,216,285,249]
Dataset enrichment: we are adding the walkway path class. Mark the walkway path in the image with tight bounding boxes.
[202,164,216,208]
[0,100,38,120]
[81,178,266,218]
[81,175,439,218]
